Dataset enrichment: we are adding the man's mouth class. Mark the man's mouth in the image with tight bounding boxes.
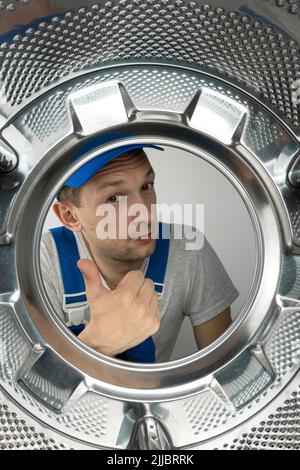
[130,231,152,242]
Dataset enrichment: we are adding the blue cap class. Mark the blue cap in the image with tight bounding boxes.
[56,144,164,201]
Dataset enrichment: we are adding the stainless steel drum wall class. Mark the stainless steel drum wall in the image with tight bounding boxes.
[0,1,299,131]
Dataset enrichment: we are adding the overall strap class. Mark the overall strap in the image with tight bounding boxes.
[49,226,87,305]
[49,222,170,363]
[145,221,170,299]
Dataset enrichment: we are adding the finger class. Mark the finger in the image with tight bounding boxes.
[117,270,146,295]
[149,289,160,308]
[77,259,109,300]
[137,278,156,304]
[154,303,161,323]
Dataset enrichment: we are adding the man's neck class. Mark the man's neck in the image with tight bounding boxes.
[81,233,146,290]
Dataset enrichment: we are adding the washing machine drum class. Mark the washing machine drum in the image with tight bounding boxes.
[0,0,300,450]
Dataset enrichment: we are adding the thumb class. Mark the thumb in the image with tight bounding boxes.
[77,259,109,301]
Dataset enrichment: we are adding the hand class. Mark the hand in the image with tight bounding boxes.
[76,259,160,357]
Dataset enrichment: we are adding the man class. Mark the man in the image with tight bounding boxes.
[40,144,239,363]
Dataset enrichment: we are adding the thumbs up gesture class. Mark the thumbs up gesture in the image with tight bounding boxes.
[76,259,160,357]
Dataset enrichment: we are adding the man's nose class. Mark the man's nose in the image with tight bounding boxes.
[128,193,153,220]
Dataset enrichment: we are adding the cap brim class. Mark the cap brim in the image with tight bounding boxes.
[56,144,164,201]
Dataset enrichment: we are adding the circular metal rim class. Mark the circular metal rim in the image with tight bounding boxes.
[12,120,284,402]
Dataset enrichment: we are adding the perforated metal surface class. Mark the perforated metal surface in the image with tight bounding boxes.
[0,0,299,130]
[0,402,69,450]
[19,66,286,149]
[196,375,300,450]
[0,304,131,448]
[0,0,31,12]
[222,387,300,450]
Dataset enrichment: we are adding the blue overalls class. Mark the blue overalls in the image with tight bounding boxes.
[49,221,170,363]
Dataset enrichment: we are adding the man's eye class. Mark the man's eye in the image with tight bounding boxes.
[142,182,155,191]
[105,184,154,202]
[106,195,121,203]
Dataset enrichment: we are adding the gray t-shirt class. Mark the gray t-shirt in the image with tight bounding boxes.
[40,223,239,362]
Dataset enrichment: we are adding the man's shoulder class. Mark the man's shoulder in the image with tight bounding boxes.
[40,228,62,258]
[41,227,91,262]
[41,227,77,248]
[160,223,206,278]
[41,230,54,251]
[166,222,205,253]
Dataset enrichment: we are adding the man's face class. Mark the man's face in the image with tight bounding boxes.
[71,151,158,262]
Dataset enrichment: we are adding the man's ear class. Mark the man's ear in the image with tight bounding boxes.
[52,201,82,232]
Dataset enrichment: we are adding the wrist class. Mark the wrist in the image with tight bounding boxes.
[78,326,116,357]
